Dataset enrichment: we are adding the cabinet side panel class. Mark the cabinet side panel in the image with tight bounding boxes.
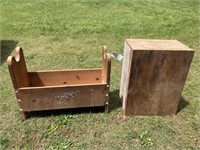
[120,42,133,112]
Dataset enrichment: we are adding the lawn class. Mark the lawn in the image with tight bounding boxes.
[0,0,199,149]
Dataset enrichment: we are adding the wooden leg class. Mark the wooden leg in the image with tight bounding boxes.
[105,105,109,113]
[22,111,29,119]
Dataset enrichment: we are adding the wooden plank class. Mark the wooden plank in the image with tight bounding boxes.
[16,84,108,111]
[102,45,107,83]
[121,39,194,116]
[101,45,111,112]
[102,45,111,84]
[105,53,111,84]
[19,83,107,89]
[7,47,30,89]
[28,69,102,87]
[125,39,193,51]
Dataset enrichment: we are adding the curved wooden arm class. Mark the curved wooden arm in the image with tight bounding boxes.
[7,47,30,89]
[102,45,111,84]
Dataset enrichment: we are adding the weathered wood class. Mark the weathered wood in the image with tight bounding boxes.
[28,69,102,87]
[120,42,133,109]
[21,111,29,119]
[120,39,194,116]
[101,45,111,110]
[17,84,108,111]
[7,47,30,89]
[7,46,111,118]
[102,45,111,84]
[102,45,107,83]
[125,39,193,51]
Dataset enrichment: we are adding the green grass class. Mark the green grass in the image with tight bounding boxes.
[1,0,200,149]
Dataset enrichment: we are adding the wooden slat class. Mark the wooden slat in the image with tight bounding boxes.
[19,83,107,89]
[17,84,108,111]
[121,39,194,116]
[101,45,111,111]
[101,45,111,84]
[7,47,30,89]
[28,69,102,87]
[105,53,111,84]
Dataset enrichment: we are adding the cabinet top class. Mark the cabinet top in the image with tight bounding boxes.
[125,39,193,51]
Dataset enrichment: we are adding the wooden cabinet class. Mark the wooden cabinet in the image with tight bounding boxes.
[120,39,194,116]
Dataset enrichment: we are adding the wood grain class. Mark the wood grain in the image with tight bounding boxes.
[125,39,193,51]
[102,45,111,84]
[7,46,111,118]
[120,42,133,110]
[7,47,30,89]
[28,69,102,87]
[17,84,108,111]
[121,39,194,116]
[101,45,111,111]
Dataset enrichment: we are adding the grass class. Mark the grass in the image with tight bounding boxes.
[0,0,200,149]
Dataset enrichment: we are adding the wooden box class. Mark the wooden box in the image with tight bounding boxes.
[7,46,111,119]
[120,39,194,116]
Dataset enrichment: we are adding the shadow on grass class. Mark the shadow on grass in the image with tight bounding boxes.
[29,107,106,118]
[1,40,18,65]
[176,97,189,114]
[28,89,122,118]
[109,89,122,112]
